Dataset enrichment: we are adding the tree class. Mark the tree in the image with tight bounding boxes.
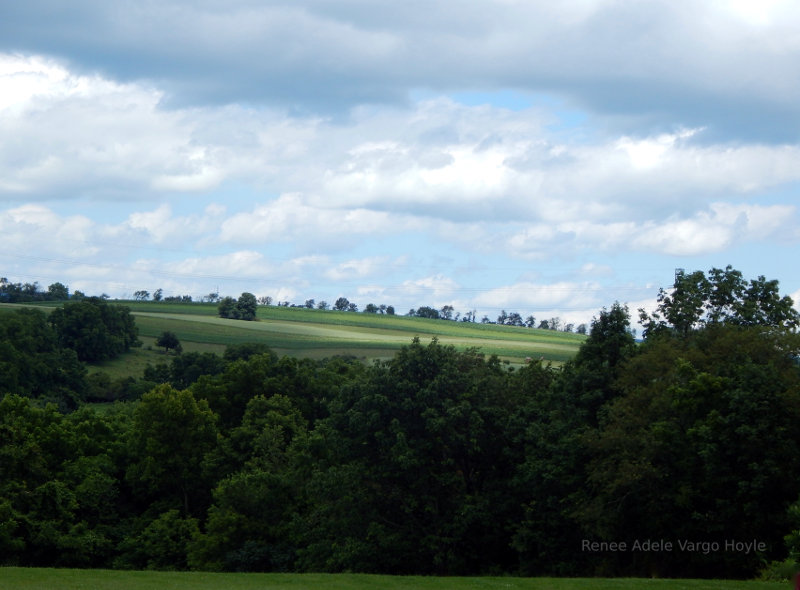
[169,352,226,390]
[414,306,440,319]
[300,338,522,574]
[49,298,140,362]
[155,331,181,354]
[127,385,219,517]
[581,325,800,577]
[317,301,329,310]
[134,290,150,301]
[236,292,258,321]
[333,297,350,311]
[188,394,307,572]
[0,308,87,408]
[47,282,70,301]
[639,266,800,338]
[218,296,237,319]
[153,289,163,302]
[573,303,636,379]
[364,303,379,313]
[258,296,272,306]
[507,312,524,327]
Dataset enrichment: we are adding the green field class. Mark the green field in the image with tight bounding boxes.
[94,301,586,376]
[1,300,585,378]
[0,569,783,590]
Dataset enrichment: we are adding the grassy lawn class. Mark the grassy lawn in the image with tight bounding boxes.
[0,569,783,590]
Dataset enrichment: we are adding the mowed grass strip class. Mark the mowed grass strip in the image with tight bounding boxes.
[0,569,782,590]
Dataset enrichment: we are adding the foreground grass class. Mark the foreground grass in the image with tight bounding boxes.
[0,569,783,590]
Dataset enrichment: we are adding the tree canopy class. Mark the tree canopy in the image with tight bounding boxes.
[2,267,800,579]
[49,297,140,362]
[640,265,800,337]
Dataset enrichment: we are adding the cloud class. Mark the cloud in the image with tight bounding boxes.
[0,204,96,256]
[473,280,601,311]
[4,1,800,140]
[2,3,800,324]
[0,54,213,200]
[323,256,398,281]
[632,203,796,256]
[218,193,422,249]
[4,54,800,244]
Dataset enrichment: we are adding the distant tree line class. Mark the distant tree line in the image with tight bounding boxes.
[1,278,74,302]
[2,267,800,579]
[2,276,578,333]
[206,289,578,332]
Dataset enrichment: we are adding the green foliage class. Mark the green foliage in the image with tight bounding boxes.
[218,293,258,321]
[139,510,200,570]
[217,296,237,319]
[127,385,219,517]
[3,266,800,579]
[0,397,130,567]
[47,282,70,300]
[0,308,87,408]
[236,292,258,321]
[0,278,69,302]
[581,325,800,577]
[223,342,277,363]
[190,392,310,571]
[298,338,526,574]
[640,265,800,337]
[50,297,140,362]
[155,331,181,354]
[169,352,226,390]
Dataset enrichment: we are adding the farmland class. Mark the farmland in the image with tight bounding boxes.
[113,300,585,372]
[1,299,586,378]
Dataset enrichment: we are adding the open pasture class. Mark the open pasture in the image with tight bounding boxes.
[0,569,783,590]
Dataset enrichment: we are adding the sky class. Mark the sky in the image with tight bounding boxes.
[1,0,799,329]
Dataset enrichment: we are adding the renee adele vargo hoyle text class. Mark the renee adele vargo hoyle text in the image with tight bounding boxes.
[582,539,767,555]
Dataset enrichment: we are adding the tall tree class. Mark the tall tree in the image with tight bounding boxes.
[127,385,218,517]
[640,266,800,337]
[236,292,258,321]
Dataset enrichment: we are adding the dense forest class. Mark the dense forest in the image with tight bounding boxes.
[1,267,800,578]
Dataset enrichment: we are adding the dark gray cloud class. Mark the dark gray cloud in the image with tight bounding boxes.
[3,1,800,141]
